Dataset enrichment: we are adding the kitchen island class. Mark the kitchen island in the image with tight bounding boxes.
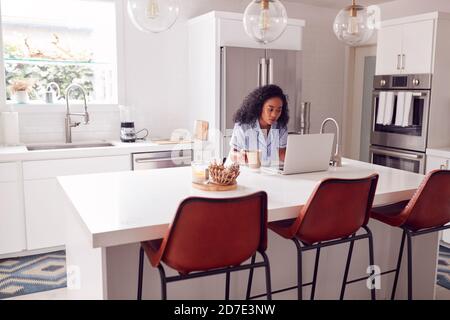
[58,159,440,300]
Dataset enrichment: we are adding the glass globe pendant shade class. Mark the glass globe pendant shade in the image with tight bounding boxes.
[333,0,376,46]
[243,0,288,44]
[127,0,180,33]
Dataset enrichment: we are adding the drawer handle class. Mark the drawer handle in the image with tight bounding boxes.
[135,156,190,164]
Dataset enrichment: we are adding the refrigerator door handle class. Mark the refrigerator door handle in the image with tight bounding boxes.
[268,58,274,85]
[258,59,262,87]
[260,58,268,86]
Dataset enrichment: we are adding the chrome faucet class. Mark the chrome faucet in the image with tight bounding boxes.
[65,84,89,143]
[320,117,342,167]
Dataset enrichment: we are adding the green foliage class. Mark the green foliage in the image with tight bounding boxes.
[5,62,94,101]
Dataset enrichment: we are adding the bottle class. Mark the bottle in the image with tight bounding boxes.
[1,111,20,146]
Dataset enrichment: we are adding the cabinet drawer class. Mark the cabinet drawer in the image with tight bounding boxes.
[0,162,20,182]
[23,155,131,180]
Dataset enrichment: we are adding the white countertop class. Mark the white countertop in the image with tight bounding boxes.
[58,159,424,248]
[0,140,192,162]
[427,146,450,158]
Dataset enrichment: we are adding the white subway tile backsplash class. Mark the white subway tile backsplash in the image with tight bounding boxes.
[17,108,120,143]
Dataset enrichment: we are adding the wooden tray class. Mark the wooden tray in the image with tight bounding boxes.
[192,181,237,191]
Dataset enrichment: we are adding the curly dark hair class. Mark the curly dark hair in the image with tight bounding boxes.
[233,84,289,127]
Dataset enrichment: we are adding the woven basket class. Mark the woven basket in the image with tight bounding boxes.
[208,162,240,185]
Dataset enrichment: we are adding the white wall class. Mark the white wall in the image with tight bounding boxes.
[378,0,450,20]
[123,0,345,139]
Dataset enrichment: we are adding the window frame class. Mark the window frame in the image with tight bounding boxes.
[0,0,125,112]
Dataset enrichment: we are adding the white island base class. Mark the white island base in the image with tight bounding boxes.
[60,160,441,300]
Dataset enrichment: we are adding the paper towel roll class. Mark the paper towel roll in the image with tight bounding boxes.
[1,112,20,146]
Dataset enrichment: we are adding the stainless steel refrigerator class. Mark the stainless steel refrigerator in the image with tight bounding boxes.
[220,46,303,158]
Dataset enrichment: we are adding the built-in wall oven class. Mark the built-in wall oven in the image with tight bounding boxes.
[370,74,431,174]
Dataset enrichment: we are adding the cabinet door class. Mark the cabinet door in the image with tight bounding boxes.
[426,155,449,173]
[24,179,64,250]
[23,155,130,250]
[402,20,435,74]
[375,24,403,75]
[219,18,303,50]
[0,182,26,255]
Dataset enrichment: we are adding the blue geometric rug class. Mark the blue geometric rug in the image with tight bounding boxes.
[437,244,450,290]
[0,250,67,299]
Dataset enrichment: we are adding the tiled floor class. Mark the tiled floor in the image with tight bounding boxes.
[436,285,450,300]
[6,286,449,300]
[5,287,67,300]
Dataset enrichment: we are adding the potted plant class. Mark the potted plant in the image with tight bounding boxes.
[9,79,34,104]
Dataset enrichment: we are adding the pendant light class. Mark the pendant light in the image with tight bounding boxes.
[127,0,180,33]
[243,0,288,44]
[333,0,376,46]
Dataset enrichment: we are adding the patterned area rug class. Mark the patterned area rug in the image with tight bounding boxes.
[0,250,67,299]
[437,244,450,290]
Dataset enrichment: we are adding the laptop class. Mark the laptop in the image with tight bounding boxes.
[262,133,335,175]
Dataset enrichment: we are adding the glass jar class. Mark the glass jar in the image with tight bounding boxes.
[191,161,209,184]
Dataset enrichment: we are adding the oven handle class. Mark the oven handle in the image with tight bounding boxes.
[373,91,426,97]
[370,147,423,160]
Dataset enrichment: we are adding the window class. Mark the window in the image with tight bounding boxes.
[1,0,118,104]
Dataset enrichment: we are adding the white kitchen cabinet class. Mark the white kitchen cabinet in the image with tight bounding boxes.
[376,24,403,75]
[23,155,130,250]
[426,154,449,172]
[402,20,435,74]
[0,162,26,255]
[376,16,435,75]
[218,16,303,50]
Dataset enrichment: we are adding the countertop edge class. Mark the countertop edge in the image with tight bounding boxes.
[426,147,450,159]
[0,142,193,162]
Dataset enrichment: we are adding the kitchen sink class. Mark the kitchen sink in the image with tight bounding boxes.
[26,142,115,151]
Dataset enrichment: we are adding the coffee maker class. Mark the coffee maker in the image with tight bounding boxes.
[119,105,148,142]
[120,122,137,142]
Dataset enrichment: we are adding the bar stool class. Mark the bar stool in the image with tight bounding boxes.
[247,174,379,300]
[137,191,272,300]
[371,169,450,300]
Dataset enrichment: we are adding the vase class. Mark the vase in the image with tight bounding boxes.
[14,91,29,104]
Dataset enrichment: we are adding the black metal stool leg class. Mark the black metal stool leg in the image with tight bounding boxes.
[310,246,321,300]
[225,270,231,300]
[137,246,144,300]
[391,230,406,300]
[367,228,376,301]
[157,264,167,300]
[245,254,256,300]
[406,230,413,300]
[261,251,272,300]
[340,235,355,300]
[293,238,303,300]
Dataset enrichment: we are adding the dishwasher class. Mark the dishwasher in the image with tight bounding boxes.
[132,149,192,170]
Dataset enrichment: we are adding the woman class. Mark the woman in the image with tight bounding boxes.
[229,84,289,167]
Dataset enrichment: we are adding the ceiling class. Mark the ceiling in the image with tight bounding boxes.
[286,0,395,9]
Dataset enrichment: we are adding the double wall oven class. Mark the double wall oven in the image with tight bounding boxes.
[370,74,431,174]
